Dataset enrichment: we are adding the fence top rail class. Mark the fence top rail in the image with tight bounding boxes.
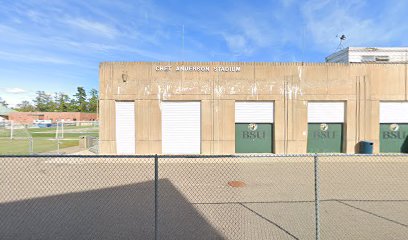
[156,153,408,158]
[0,154,156,158]
[0,137,33,140]
[0,153,407,158]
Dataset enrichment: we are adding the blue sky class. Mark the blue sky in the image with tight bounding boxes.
[0,0,407,106]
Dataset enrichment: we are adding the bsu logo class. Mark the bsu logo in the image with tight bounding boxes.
[313,131,336,139]
[313,123,336,139]
[383,131,407,139]
[383,124,407,139]
[243,131,266,139]
[243,123,266,139]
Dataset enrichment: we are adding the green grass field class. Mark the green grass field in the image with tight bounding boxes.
[0,138,79,154]
[0,126,98,154]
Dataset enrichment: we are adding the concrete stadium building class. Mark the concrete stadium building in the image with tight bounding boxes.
[99,62,408,155]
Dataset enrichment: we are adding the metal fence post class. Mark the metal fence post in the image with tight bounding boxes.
[154,154,158,240]
[29,137,33,155]
[314,154,320,240]
[57,138,60,155]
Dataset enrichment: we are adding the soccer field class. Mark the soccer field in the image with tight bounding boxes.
[0,155,407,239]
[0,125,98,154]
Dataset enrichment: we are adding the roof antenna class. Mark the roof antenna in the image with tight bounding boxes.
[182,25,184,60]
[336,34,346,51]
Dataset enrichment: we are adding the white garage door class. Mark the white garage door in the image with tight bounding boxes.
[235,102,274,123]
[308,102,345,123]
[380,102,408,123]
[162,102,201,154]
[115,101,135,154]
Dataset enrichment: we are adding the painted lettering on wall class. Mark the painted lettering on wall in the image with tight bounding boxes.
[155,66,172,71]
[313,131,336,139]
[155,65,241,72]
[382,131,407,139]
[243,131,266,139]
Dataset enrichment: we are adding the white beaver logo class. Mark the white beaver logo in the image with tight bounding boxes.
[390,123,399,132]
[320,123,329,131]
[248,123,258,131]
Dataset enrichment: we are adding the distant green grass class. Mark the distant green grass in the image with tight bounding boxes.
[0,138,79,155]
[0,125,98,154]
[0,127,97,137]
[30,132,98,138]
[0,128,31,138]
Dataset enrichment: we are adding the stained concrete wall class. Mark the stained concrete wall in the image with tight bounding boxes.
[99,62,408,154]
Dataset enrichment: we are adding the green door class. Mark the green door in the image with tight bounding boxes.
[380,123,408,153]
[235,123,273,153]
[307,123,343,153]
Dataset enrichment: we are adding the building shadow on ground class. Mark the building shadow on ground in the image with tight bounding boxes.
[0,179,223,240]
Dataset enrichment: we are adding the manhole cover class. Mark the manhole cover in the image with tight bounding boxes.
[228,181,246,188]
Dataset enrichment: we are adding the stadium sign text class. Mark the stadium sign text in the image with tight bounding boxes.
[155,65,241,72]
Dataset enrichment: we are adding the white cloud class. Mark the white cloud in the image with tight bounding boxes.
[0,24,168,62]
[25,10,50,25]
[238,17,272,47]
[219,17,276,56]
[0,50,73,64]
[0,91,35,108]
[5,88,27,94]
[301,0,407,51]
[223,34,252,54]
[64,18,119,38]
[217,6,301,57]
[280,0,295,8]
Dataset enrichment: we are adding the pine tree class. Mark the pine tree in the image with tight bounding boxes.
[0,97,7,107]
[33,91,53,111]
[73,87,87,112]
[88,89,98,113]
[56,92,70,112]
[15,101,35,112]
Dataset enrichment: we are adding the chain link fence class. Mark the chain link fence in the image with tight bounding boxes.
[318,154,408,239]
[0,120,98,155]
[0,154,407,239]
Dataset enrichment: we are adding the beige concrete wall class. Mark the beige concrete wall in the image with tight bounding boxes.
[99,62,408,154]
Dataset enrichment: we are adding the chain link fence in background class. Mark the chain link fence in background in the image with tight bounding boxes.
[0,154,407,239]
[0,120,98,155]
